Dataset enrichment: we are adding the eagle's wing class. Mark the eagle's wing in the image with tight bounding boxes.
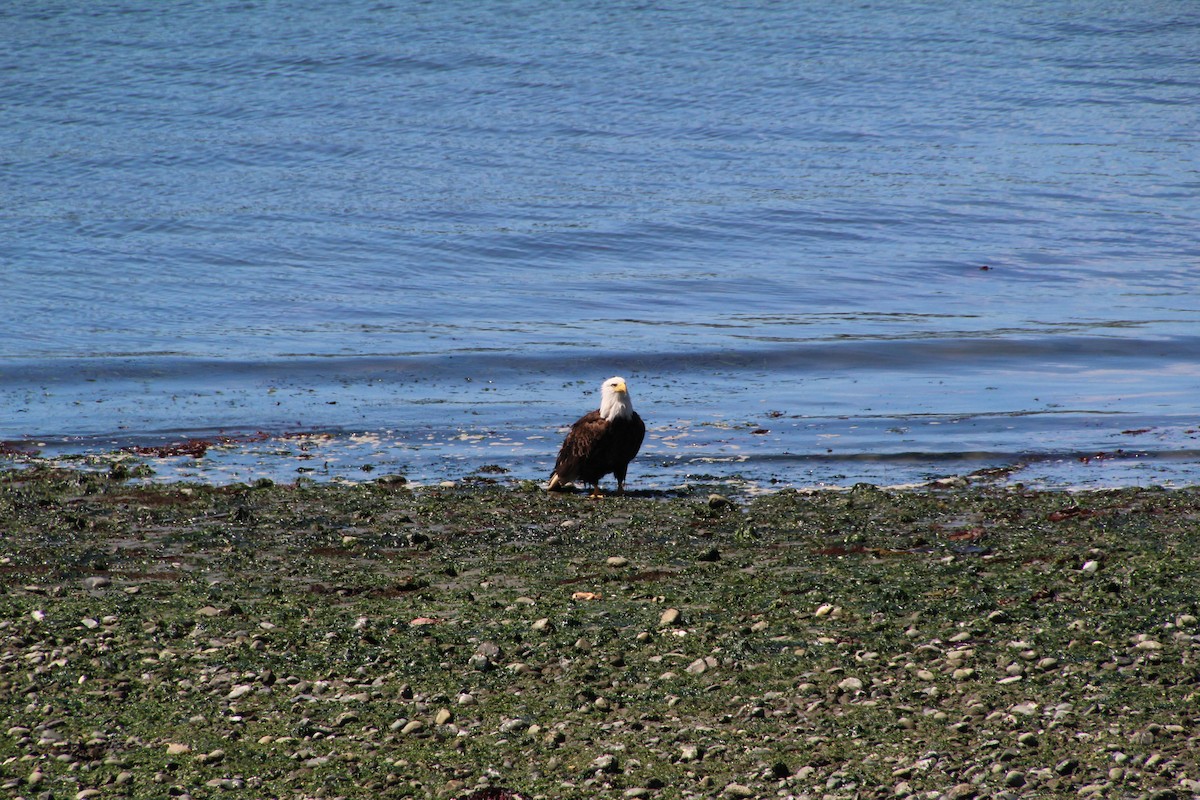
[550,410,606,485]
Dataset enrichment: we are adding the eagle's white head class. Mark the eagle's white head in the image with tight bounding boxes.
[599,376,635,422]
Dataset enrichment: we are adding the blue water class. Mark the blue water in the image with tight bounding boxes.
[3,1,1199,488]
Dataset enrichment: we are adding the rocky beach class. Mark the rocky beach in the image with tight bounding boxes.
[2,467,1199,800]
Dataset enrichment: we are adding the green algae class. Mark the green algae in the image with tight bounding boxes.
[2,468,1199,799]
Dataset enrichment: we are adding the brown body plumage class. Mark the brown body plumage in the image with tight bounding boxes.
[548,377,646,496]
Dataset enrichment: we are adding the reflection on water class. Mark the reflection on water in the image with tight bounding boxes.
[3,1,1199,486]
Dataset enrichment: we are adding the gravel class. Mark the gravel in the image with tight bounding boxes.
[1,468,1199,799]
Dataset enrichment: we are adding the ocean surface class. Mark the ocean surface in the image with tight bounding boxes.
[3,0,1199,489]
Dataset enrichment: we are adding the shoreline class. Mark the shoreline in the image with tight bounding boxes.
[2,468,1199,799]
[3,428,1198,496]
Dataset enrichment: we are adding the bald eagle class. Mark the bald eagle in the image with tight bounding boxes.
[548,376,646,496]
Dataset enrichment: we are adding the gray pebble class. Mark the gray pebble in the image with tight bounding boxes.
[590,753,619,773]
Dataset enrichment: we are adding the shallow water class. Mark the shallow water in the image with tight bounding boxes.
[3,1,1199,488]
